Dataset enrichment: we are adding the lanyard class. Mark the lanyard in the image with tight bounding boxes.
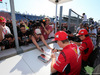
[2,28,7,35]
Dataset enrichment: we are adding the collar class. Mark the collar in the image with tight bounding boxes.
[82,36,89,42]
[63,44,71,50]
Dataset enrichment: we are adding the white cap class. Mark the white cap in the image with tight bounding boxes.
[35,28,41,35]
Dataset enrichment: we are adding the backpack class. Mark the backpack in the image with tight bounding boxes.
[93,47,100,68]
[88,46,100,68]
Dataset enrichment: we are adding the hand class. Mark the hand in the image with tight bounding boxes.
[41,23,45,28]
[40,48,45,53]
[52,49,57,53]
[51,53,56,58]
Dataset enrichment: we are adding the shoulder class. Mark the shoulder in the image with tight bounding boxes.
[5,26,10,29]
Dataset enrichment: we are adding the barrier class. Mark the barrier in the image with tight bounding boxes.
[68,9,82,33]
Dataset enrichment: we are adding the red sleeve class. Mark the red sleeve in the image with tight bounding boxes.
[48,25,52,31]
[79,42,87,52]
[53,53,69,72]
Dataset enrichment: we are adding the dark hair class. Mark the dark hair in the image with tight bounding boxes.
[5,34,14,39]
[20,25,25,28]
[29,20,33,24]
[85,34,89,37]
[83,13,85,15]
[61,39,69,43]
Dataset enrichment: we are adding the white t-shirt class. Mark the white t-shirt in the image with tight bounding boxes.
[2,25,11,38]
[83,15,87,21]
[89,28,97,38]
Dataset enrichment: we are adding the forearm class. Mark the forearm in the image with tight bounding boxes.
[43,27,49,34]
[0,31,3,41]
[74,42,81,46]
[51,58,56,73]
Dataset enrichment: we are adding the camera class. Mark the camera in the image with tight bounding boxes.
[31,19,46,28]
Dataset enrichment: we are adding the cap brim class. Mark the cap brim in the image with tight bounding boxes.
[76,34,80,36]
[52,39,56,41]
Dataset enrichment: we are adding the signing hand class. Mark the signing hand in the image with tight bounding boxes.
[51,53,56,59]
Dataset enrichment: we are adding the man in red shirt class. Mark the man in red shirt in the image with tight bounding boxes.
[41,17,54,40]
[51,31,82,75]
[77,29,94,64]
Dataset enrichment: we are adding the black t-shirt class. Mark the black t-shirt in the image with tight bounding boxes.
[18,30,31,41]
[98,30,100,35]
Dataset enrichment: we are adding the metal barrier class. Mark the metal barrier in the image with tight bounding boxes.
[68,9,82,33]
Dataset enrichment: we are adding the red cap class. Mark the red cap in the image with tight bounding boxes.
[52,31,68,41]
[0,16,6,23]
[77,29,88,36]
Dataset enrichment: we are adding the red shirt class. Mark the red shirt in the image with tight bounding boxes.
[79,36,94,61]
[41,25,52,40]
[53,43,82,75]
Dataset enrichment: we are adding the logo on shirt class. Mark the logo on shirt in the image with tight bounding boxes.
[74,48,78,54]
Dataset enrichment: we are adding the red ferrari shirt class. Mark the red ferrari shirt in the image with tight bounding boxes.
[79,36,94,61]
[53,43,82,75]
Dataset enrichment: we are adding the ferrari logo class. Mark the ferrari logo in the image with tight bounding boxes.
[74,48,77,54]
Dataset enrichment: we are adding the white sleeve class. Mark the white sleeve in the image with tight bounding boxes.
[6,26,11,34]
[94,29,97,35]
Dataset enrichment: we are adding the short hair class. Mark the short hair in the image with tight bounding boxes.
[29,20,33,23]
[5,34,14,39]
[85,34,89,37]
[20,25,25,28]
[61,39,69,43]
[83,13,85,15]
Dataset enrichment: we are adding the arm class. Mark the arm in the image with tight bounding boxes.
[51,53,57,73]
[41,23,52,34]
[0,26,3,41]
[70,40,81,46]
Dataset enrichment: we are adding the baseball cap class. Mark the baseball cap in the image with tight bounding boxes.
[77,29,88,36]
[52,31,68,41]
[0,16,6,23]
[35,28,41,35]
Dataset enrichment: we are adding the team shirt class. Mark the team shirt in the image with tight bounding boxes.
[79,36,94,61]
[53,43,81,75]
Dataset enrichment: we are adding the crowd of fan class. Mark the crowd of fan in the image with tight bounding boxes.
[0,16,57,51]
[1,13,100,74]
[0,15,100,51]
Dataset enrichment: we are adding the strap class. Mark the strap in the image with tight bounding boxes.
[61,51,66,62]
